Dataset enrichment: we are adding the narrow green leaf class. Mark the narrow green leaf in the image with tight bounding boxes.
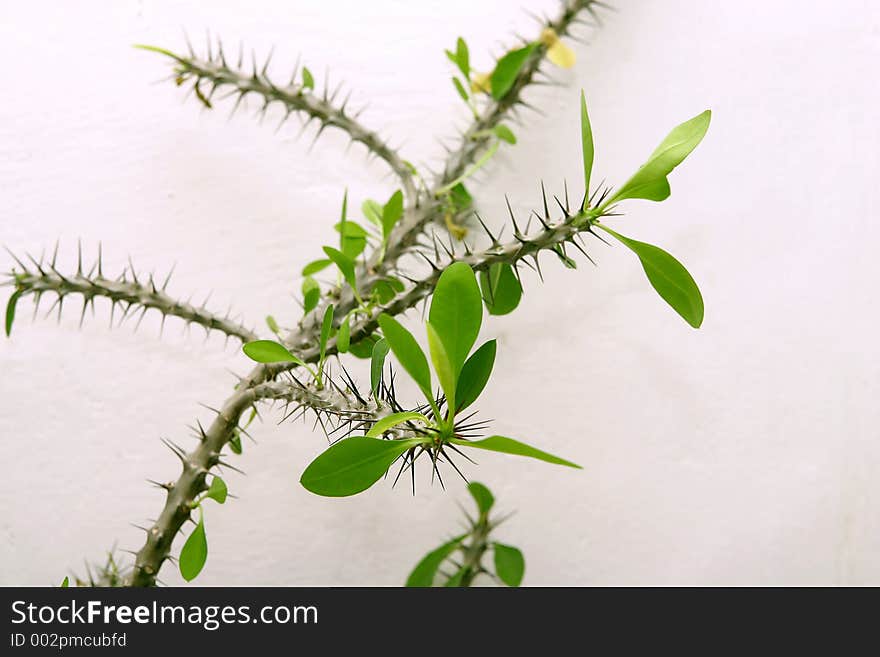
[452,77,469,102]
[337,315,350,353]
[490,44,535,100]
[334,220,367,259]
[429,262,482,374]
[456,37,470,78]
[301,66,314,90]
[444,568,466,587]
[179,519,208,582]
[468,481,494,515]
[426,322,456,413]
[609,110,711,204]
[366,411,429,438]
[5,290,22,337]
[580,90,594,198]
[381,190,404,240]
[493,124,517,144]
[451,435,581,469]
[362,200,383,228]
[370,338,390,397]
[319,304,334,362]
[406,535,466,587]
[205,476,227,504]
[377,314,432,401]
[322,246,357,291]
[493,543,525,587]
[598,225,704,328]
[302,276,321,314]
[60,576,69,588]
[302,259,332,276]
[265,315,280,334]
[456,339,496,412]
[300,436,422,497]
[479,263,522,315]
[229,431,243,455]
[243,340,307,367]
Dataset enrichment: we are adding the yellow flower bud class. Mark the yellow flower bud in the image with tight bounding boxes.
[539,27,576,69]
[470,71,491,94]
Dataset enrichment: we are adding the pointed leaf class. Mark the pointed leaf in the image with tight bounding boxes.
[301,66,314,90]
[610,110,711,204]
[243,340,307,367]
[479,263,522,315]
[455,339,496,413]
[493,124,517,144]
[5,290,21,337]
[366,411,429,438]
[370,338,390,397]
[580,90,594,197]
[302,258,332,276]
[450,435,581,469]
[406,535,466,587]
[349,333,379,359]
[377,314,432,401]
[452,77,469,102]
[426,322,456,412]
[179,519,208,582]
[60,576,69,588]
[319,304,334,361]
[468,482,494,515]
[205,476,227,504]
[444,568,466,587]
[490,44,535,100]
[334,221,368,259]
[362,200,383,228]
[300,436,422,497]
[456,37,470,78]
[429,262,482,374]
[381,190,404,240]
[449,183,473,212]
[322,246,357,291]
[599,225,704,328]
[337,315,350,353]
[493,543,524,587]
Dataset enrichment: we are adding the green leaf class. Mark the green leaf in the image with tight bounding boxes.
[319,304,334,362]
[426,322,456,412]
[349,333,379,359]
[452,77,469,102]
[302,276,321,314]
[60,576,69,588]
[377,314,432,401]
[5,290,21,337]
[243,340,307,367]
[609,110,711,204]
[467,481,494,515]
[456,339,496,412]
[337,315,350,353]
[366,411,429,438]
[322,246,357,291]
[456,37,470,78]
[450,435,581,469]
[598,225,704,328]
[406,535,466,587]
[302,259,332,276]
[490,44,535,100]
[229,431,243,455]
[362,199,383,228]
[265,315,280,334]
[205,476,227,504]
[429,262,482,374]
[493,124,517,144]
[381,190,404,240]
[371,278,403,304]
[479,263,522,316]
[179,518,208,582]
[449,183,472,212]
[301,66,314,90]
[370,338,390,397]
[493,543,524,587]
[580,90,594,198]
[444,569,466,587]
[334,221,368,259]
[300,436,422,497]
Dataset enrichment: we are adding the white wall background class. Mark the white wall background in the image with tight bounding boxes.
[1,0,878,586]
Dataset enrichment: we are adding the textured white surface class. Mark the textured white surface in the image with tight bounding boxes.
[1,0,878,586]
